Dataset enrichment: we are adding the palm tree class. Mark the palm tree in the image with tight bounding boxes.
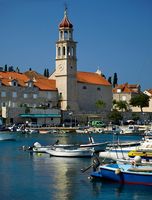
[95,100,106,112]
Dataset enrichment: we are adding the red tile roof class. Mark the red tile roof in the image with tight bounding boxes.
[34,78,57,91]
[24,70,47,79]
[24,71,57,91]
[0,71,57,91]
[77,71,111,86]
[113,83,140,93]
[0,71,29,82]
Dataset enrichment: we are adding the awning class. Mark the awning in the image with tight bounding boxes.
[19,114,61,118]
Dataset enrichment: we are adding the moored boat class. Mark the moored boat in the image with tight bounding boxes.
[122,125,140,134]
[99,141,141,161]
[99,135,152,161]
[45,147,94,157]
[28,136,108,153]
[128,150,152,160]
[90,162,152,185]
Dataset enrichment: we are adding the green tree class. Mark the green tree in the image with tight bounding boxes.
[8,66,14,72]
[113,72,118,88]
[16,67,20,73]
[44,68,49,77]
[4,64,7,71]
[108,109,123,124]
[46,68,49,77]
[44,68,47,77]
[108,76,112,84]
[130,93,150,112]
[115,100,128,112]
[95,100,106,112]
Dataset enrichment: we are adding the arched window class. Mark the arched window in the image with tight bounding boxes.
[69,31,72,39]
[71,47,74,56]
[58,47,61,56]
[63,47,65,56]
[64,30,68,40]
[67,47,70,56]
[60,31,63,40]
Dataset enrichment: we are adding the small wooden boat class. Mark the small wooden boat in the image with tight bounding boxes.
[90,162,152,185]
[45,147,94,157]
[29,136,108,153]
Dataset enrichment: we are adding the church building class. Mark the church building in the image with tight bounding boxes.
[49,9,112,113]
[0,9,112,125]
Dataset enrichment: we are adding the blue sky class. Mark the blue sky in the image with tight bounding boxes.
[0,0,152,90]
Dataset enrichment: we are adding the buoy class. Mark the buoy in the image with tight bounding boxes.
[37,153,42,156]
[115,168,121,175]
[88,176,93,180]
[134,156,142,164]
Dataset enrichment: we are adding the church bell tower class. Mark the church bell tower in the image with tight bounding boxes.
[55,9,79,111]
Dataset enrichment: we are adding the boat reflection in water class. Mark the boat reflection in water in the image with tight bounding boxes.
[31,153,91,200]
[0,133,16,141]
[90,179,152,200]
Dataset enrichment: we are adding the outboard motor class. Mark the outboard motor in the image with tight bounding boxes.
[33,142,41,148]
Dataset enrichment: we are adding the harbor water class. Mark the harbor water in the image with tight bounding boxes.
[0,132,151,200]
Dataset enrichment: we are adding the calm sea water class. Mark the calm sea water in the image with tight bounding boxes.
[0,133,151,200]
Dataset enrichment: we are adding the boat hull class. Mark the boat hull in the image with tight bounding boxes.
[46,148,93,157]
[128,150,152,160]
[91,163,152,186]
[80,142,108,152]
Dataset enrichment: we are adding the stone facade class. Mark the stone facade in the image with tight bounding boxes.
[77,81,112,112]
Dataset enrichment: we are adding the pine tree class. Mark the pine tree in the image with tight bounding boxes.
[4,64,7,71]
[46,68,49,77]
[8,66,14,72]
[44,68,47,77]
[108,76,112,84]
[113,73,118,88]
[16,67,20,73]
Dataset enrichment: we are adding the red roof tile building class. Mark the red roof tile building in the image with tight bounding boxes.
[113,83,141,101]
[113,83,142,111]
[113,84,152,114]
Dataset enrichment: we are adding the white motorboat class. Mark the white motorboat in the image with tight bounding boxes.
[79,141,108,152]
[54,137,108,152]
[30,136,108,153]
[99,138,152,161]
[45,146,94,157]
